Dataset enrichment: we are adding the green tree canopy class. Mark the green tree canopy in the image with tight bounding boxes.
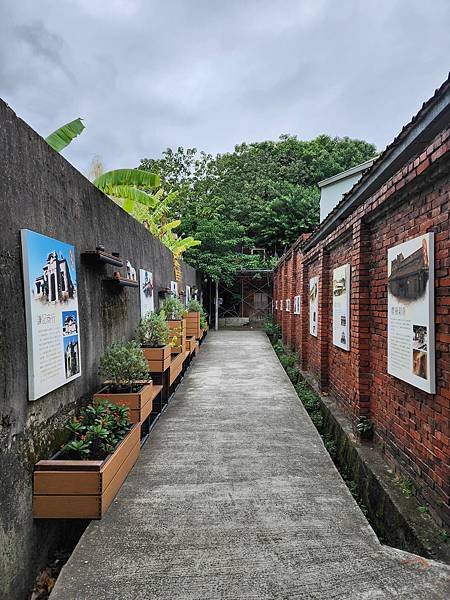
[139,134,376,278]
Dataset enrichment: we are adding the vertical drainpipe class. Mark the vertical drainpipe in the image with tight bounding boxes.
[215,279,219,331]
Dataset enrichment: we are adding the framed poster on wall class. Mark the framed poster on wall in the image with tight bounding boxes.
[293,295,301,315]
[185,285,191,306]
[309,276,319,337]
[286,299,291,312]
[387,232,435,393]
[332,264,350,351]
[139,269,154,317]
[21,229,81,401]
[170,280,178,297]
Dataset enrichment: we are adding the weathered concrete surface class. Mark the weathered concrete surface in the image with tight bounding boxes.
[51,331,450,599]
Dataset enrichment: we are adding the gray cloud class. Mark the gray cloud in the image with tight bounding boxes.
[1,0,449,175]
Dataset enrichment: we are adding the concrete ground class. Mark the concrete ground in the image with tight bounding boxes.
[51,330,450,599]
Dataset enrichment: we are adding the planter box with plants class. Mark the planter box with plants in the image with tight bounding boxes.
[185,299,203,339]
[94,341,155,425]
[169,352,185,386]
[33,400,140,519]
[161,297,187,355]
[136,311,172,373]
[186,337,198,355]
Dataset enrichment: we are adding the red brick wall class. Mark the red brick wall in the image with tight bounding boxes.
[273,127,450,526]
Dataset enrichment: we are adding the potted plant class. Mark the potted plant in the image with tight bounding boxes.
[94,341,154,424]
[136,310,172,373]
[33,399,140,519]
[185,298,203,339]
[160,297,187,354]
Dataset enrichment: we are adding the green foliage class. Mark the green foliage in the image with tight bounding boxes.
[160,297,186,320]
[200,314,207,329]
[99,341,149,389]
[263,317,281,340]
[136,311,169,347]
[45,118,85,152]
[62,400,130,460]
[139,135,377,277]
[394,474,414,498]
[356,416,374,439]
[187,298,203,313]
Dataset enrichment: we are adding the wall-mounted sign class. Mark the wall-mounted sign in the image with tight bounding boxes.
[280,300,283,311]
[387,233,435,393]
[170,280,178,297]
[332,264,350,351]
[309,276,319,337]
[185,285,191,306]
[275,300,278,310]
[293,295,301,315]
[139,269,154,317]
[21,230,81,401]
[286,299,291,312]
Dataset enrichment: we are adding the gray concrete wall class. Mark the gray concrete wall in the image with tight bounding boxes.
[0,98,200,600]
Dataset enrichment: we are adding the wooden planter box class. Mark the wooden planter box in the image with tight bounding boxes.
[94,382,158,424]
[169,352,184,386]
[142,344,171,372]
[168,318,186,354]
[186,337,198,355]
[33,424,140,519]
[185,311,202,339]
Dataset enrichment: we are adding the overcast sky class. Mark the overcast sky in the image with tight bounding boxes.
[1,1,449,174]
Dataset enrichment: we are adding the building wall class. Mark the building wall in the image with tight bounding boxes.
[319,171,363,222]
[273,126,450,527]
[0,99,200,600]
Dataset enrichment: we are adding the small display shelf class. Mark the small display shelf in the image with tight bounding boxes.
[104,277,139,288]
[82,250,123,267]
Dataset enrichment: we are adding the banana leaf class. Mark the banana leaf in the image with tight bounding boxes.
[45,118,85,152]
[93,169,160,190]
[104,185,157,210]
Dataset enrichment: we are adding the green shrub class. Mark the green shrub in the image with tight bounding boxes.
[62,399,130,460]
[160,297,186,320]
[135,310,169,347]
[264,317,282,340]
[187,298,203,313]
[99,341,149,390]
[286,365,299,384]
[356,416,374,440]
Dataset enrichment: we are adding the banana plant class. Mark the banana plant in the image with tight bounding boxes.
[93,169,160,211]
[45,118,85,152]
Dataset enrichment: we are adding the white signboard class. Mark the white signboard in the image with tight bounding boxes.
[293,295,301,315]
[275,300,278,310]
[170,280,178,297]
[387,233,435,393]
[332,264,351,351]
[309,276,319,337]
[286,299,291,312]
[185,285,191,306]
[139,269,154,317]
[280,300,283,311]
[21,230,81,401]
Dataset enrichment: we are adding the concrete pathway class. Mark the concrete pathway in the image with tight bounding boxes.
[52,330,449,599]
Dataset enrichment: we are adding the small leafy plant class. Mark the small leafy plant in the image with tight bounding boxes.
[356,416,374,440]
[200,313,208,329]
[136,310,169,347]
[187,298,203,313]
[61,400,130,460]
[160,297,186,320]
[264,317,281,340]
[99,341,149,391]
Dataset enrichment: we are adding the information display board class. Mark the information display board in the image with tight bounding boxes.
[21,229,81,401]
[387,233,435,393]
[332,264,350,351]
[309,276,319,337]
[293,295,301,315]
[139,269,154,317]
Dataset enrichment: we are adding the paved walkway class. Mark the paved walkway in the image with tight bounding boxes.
[52,330,449,599]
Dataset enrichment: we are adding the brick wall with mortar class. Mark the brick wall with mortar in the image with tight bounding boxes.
[274,126,450,527]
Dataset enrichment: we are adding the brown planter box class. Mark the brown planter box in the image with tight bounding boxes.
[185,311,202,339]
[169,352,184,385]
[168,318,186,354]
[33,424,140,519]
[94,382,160,424]
[186,337,198,355]
[142,344,171,372]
